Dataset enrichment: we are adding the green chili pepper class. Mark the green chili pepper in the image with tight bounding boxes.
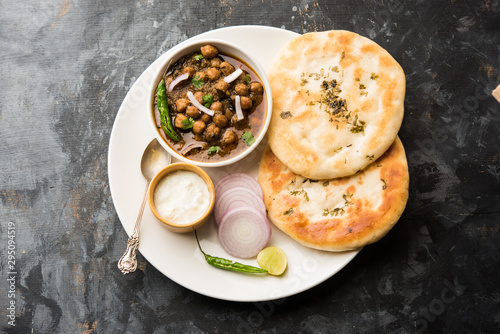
[156,79,181,142]
[194,231,267,274]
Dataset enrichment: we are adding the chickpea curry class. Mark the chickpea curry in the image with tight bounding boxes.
[153,44,267,162]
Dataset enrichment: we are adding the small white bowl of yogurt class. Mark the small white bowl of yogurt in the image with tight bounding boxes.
[148,163,215,233]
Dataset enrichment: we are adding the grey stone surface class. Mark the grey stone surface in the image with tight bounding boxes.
[1,0,499,333]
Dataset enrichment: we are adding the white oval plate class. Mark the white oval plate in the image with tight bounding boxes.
[108,25,359,302]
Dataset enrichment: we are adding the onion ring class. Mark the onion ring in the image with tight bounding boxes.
[218,206,271,258]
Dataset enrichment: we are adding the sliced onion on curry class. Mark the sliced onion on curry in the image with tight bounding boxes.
[223,68,243,84]
[168,73,189,92]
[235,95,244,121]
[187,91,215,116]
[179,141,205,155]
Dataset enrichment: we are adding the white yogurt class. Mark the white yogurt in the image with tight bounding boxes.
[153,170,210,225]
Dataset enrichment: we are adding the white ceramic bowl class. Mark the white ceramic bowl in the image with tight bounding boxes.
[147,39,272,167]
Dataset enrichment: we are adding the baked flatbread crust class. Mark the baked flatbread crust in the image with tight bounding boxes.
[267,30,406,179]
[258,137,409,251]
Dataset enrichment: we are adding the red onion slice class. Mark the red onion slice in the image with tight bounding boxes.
[218,206,271,258]
[235,95,244,120]
[167,73,189,92]
[159,129,168,142]
[179,141,205,155]
[223,68,243,83]
[154,108,161,128]
[187,91,214,116]
[214,186,266,224]
[215,173,263,199]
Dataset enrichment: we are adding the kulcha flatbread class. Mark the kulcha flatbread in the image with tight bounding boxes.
[267,30,406,179]
[257,137,409,251]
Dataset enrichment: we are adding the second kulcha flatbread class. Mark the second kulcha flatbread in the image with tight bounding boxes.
[267,30,406,179]
[257,137,409,251]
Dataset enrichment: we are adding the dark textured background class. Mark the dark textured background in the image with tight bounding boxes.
[1,0,499,333]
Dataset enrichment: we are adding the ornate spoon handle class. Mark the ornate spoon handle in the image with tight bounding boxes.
[118,182,149,274]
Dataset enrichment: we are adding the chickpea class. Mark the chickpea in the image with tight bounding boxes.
[186,106,200,119]
[231,114,240,125]
[210,58,222,67]
[192,120,206,134]
[206,67,221,81]
[201,45,218,59]
[240,96,253,110]
[194,71,206,82]
[194,91,204,104]
[234,83,249,96]
[225,108,235,120]
[222,130,238,145]
[183,66,196,78]
[175,98,190,112]
[213,114,228,128]
[220,61,234,76]
[174,113,188,128]
[215,79,231,92]
[250,92,263,103]
[204,124,221,140]
[210,101,223,112]
[201,113,212,123]
[250,81,263,94]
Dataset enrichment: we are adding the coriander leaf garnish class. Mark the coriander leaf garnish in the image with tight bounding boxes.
[242,131,255,146]
[208,146,220,155]
[192,74,205,89]
[280,111,293,119]
[202,93,213,107]
[342,192,353,206]
[350,115,366,134]
[323,207,345,216]
[359,83,367,96]
[245,74,251,84]
[181,117,195,130]
[290,188,309,201]
[323,192,353,217]
[194,54,204,61]
[381,178,388,190]
[283,208,294,216]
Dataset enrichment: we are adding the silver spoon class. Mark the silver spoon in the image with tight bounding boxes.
[118,138,171,274]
